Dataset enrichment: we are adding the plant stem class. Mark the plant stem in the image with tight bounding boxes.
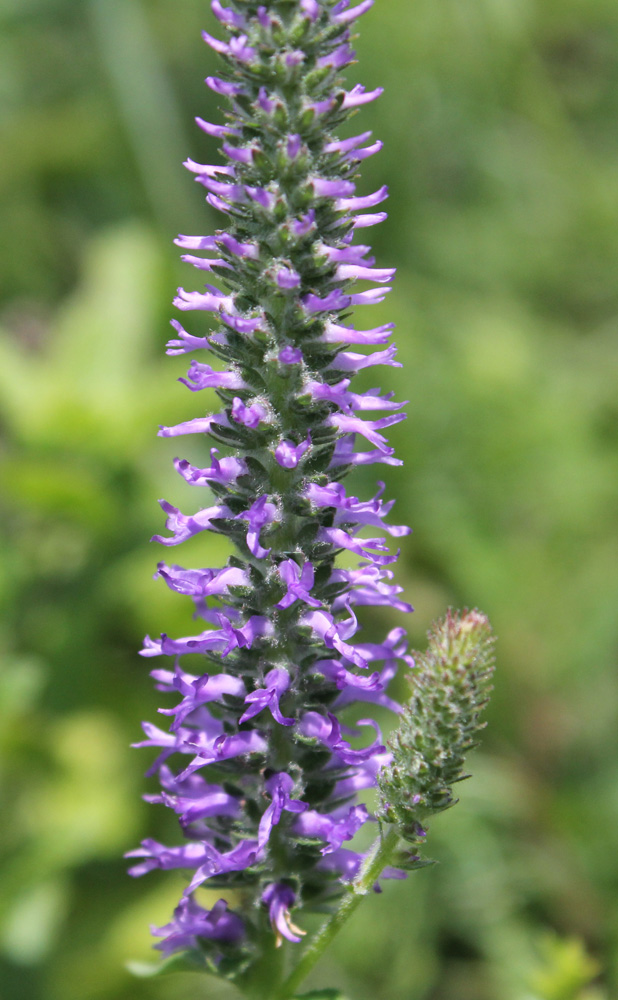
[237,930,285,1000]
[275,826,400,999]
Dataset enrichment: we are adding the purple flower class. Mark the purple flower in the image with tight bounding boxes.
[231,397,268,428]
[155,663,245,731]
[153,897,244,956]
[236,496,277,558]
[195,116,239,139]
[276,266,301,289]
[312,177,356,198]
[217,232,258,258]
[145,767,241,826]
[318,848,408,885]
[330,565,413,614]
[154,562,249,598]
[317,847,364,882]
[352,211,388,229]
[334,1,376,26]
[174,453,248,487]
[318,42,356,71]
[239,668,295,727]
[330,432,403,468]
[311,657,401,714]
[126,838,226,877]
[279,346,303,364]
[150,500,232,546]
[300,0,320,20]
[211,2,244,29]
[316,526,398,566]
[178,729,269,782]
[303,289,351,314]
[328,345,401,372]
[131,721,200,776]
[325,130,372,154]
[274,434,311,469]
[299,712,386,765]
[320,321,394,346]
[180,253,231,272]
[258,772,307,848]
[292,210,316,236]
[245,186,276,210]
[257,87,275,114]
[333,748,392,799]
[184,839,261,894]
[287,134,302,159]
[221,311,263,334]
[205,76,246,98]
[165,318,211,355]
[158,415,224,438]
[301,607,367,667]
[178,360,245,392]
[341,84,384,107]
[308,377,400,410]
[306,480,409,536]
[332,661,402,714]
[140,613,272,659]
[294,803,371,854]
[173,285,233,313]
[262,884,306,946]
[276,559,321,610]
[354,626,413,666]
[202,31,256,64]
[336,185,388,211]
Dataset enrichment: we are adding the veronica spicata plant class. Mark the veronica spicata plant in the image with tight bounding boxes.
[127,3,494,998]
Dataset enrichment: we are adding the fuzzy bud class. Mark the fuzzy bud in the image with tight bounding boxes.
[377,610,495,848]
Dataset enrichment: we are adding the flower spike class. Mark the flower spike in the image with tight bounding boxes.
[129,0,435,989]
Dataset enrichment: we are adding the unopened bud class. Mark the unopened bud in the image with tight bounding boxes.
[377,609,495,849]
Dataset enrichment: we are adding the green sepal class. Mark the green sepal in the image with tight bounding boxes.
[391,848,437,871]
[298,106,316,131]
[304,66,331,90]
[289,16,312,46]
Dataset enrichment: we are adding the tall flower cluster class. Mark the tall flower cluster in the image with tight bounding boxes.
[128,0,412,978]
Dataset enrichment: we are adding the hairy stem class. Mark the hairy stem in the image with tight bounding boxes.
[276,826,400,999]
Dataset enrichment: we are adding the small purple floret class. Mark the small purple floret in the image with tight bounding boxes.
[275,435,311,469]
[153,897,244,955]
[262,884,306,945]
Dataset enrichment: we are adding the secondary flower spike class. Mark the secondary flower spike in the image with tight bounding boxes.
[130,0,412,985]
[378,610,496,852]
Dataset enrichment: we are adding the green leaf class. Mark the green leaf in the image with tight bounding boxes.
[126,952,209,978]
[293,991,351,1000]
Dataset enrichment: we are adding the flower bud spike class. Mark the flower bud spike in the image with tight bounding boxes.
[377,610,495,851]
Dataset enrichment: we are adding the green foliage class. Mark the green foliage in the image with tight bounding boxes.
[527,933,600,1000]
[1,0,617,999]
[126,953,213,979]
[293,992,350,1000]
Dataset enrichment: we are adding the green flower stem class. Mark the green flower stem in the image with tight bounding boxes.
[240,934,286,1000]
[275,826,401,1000]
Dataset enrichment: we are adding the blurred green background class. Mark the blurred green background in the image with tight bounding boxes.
[1,1,617,998]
